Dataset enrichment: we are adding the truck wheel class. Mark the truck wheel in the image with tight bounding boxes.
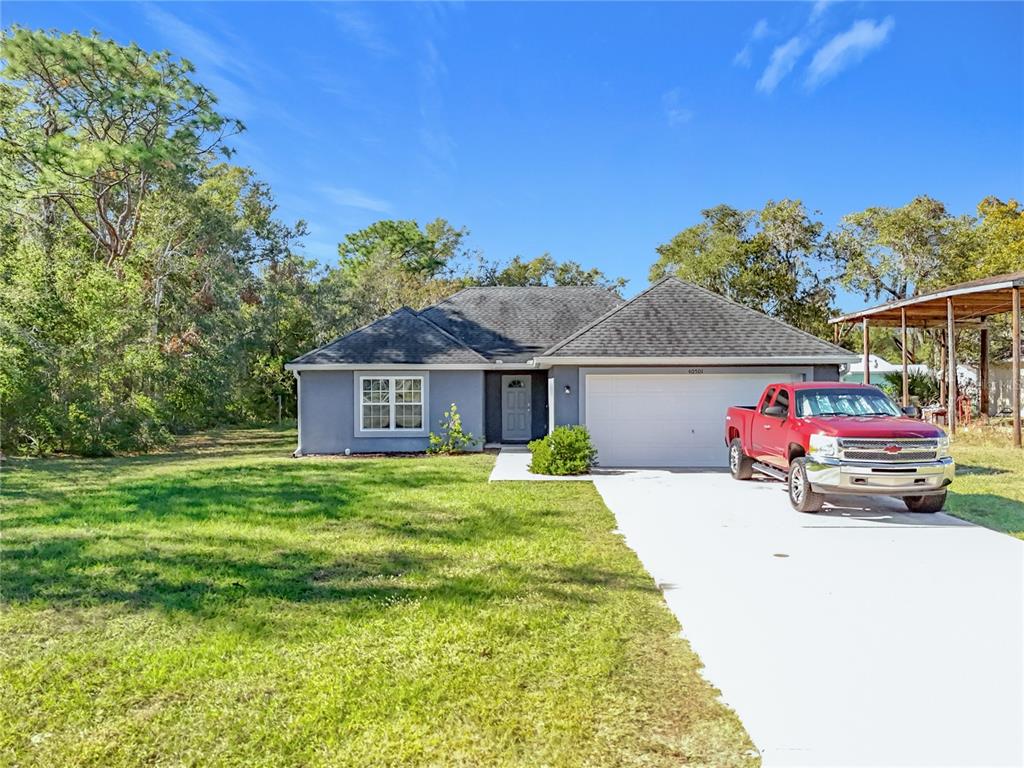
[729,438,754,480]
[903,491,946,513]
[788,457,823,513]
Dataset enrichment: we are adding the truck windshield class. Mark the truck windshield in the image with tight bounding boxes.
[795,388,901,418]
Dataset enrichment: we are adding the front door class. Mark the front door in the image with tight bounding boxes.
[501,375,532,441]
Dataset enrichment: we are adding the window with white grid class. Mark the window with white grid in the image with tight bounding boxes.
[360,376,424,431]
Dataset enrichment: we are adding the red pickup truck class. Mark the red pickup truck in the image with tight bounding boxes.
[725,382,954,513]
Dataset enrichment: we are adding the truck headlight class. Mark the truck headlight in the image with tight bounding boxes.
[936,435,951,459]
[809,433,839,457]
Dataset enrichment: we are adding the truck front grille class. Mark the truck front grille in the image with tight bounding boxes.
[838,438,938,463]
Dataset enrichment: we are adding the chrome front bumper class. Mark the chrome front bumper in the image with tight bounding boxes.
[804,456,955,496]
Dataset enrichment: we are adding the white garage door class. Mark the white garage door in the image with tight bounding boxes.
[585,373,799,468]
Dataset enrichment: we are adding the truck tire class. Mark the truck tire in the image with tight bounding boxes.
[788,457,824,513]
[729,438,754,480]
[903,491,946,513]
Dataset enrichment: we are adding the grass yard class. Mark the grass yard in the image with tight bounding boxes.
[948,431,1024,540]
[0,428,756,768]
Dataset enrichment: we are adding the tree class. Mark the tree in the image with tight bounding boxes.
[337,218,469,278]
[314,218,473,341]
[0,30,313,453]
[475,253,626,290]
[0,27,240,266]
[828,196,976,303]
[827,196,982,371]
[650,201,833,335]
[973,197,1024,277]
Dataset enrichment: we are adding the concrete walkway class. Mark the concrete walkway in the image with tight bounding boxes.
[593,470,1024,767]
[487,445,602,482]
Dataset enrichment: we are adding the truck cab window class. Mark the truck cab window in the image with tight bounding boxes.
[773,388,790,415]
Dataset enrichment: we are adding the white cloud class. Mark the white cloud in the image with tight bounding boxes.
[809,1,836,23]
[806,17,895,88]
[733,18,770,67]
[142,3,265,118]
[332,8,395,56]
[318,186,393,214]
[143,4,254,81]
[662,88,694,126]
[756,36,806,94]
[417,38,455,173]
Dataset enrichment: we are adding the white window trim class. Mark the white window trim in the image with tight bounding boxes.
[356,374,427,434]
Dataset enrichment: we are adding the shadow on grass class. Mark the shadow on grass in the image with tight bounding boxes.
[2,447,657,626]
[3,459,470,522]
[1,531,654,627]
[957,464,1011,477]
[946,491,1024,537]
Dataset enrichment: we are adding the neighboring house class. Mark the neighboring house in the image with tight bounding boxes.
[842,355,921,383]
[286,277,856,467]
[843,356,978,389]
[987,359,1024,417]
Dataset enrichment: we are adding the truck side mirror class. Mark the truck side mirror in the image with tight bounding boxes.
[901,405,920,419]
[764,404,787,419]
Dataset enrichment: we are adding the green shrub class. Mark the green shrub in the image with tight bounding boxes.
[428,403,479,454]
[528,425,597,475]
[880,370,940,405]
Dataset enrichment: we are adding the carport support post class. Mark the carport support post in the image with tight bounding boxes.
[862,319,870,385]
[1013,287,1021,448]
[947,297,957,435]
[979,319,989,419]
[901,307,909,407]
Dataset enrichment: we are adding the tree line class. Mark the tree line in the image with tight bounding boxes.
[652,196,1021,339]
[1,28,1020,455]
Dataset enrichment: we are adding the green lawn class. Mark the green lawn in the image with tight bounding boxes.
[949,435,1024,540]
[0,429,756,768]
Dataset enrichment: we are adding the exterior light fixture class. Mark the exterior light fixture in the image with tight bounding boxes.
[564,384,572,395]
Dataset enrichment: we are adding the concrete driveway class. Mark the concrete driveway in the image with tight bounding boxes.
[594,470,1024,767]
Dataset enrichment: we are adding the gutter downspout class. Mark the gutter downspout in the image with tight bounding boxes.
[292,370,303,457]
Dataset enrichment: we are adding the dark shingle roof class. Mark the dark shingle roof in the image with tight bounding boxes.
[420,286,623,362]
[543,277,852,359]
[291,307,487,365]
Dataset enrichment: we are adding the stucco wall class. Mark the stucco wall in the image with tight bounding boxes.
[297,363,843,452]
[549,366,580,428]
[297,369,484,454]
[812,364,842,382]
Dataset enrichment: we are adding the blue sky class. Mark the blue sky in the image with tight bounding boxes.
[5,1,1023,310]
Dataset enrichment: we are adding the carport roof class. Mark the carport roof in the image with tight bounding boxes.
[539,277,856,363]
[829,271,1024,327]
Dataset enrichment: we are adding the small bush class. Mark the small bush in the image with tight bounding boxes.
[428,403,479,454]
[880,370,940,405]
[528,425,597,475]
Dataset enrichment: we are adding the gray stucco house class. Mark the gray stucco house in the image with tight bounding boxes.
[286,277,856,467]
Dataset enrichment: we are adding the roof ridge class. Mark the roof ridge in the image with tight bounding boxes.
[422,283,475,312]
[542,275,851,358]
[679,279,850,354]
[541,276,673,355]
[412,309,490,362]
[289,307,417,364]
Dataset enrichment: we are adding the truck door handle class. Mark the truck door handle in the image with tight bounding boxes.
[762,424,771,430]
